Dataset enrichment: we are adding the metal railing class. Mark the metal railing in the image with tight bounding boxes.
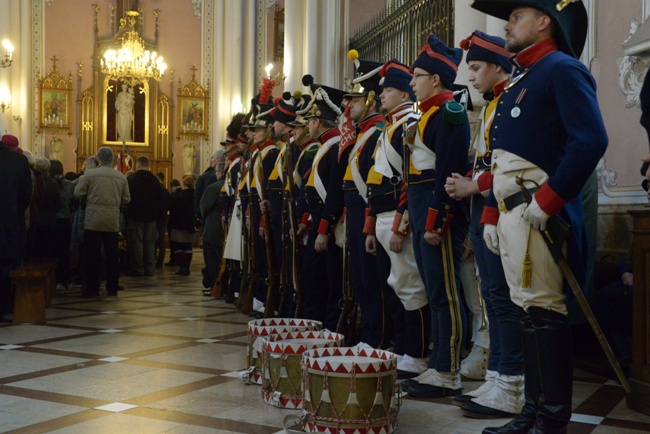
[350,0,454,66]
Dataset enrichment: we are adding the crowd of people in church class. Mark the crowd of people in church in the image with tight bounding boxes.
[2,1,646,433]
[0,135,229,300]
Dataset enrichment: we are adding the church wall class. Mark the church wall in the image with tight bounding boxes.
[43,0,202,181]
[591,0,649,262]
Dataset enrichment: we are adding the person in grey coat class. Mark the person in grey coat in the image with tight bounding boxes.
[199,163,225,295]
[74,147,130,297]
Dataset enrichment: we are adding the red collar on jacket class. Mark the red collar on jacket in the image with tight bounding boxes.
[493,79,507,98]
[256,138,276,151]
[387,102,415,124]
[418,90,454,113]
[357,113,385,134]
[318,127,341,143]
[300,138,317,150]
[512,39,558,68]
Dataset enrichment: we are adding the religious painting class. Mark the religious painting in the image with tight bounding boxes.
[39,90,70,129]
[178,96,207,135]
[103,78,149,146]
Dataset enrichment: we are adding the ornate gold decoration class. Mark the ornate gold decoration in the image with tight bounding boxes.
[177,66,210,139]
[37,55,73,135]
[0,39,13,68]
[100,10,167,86]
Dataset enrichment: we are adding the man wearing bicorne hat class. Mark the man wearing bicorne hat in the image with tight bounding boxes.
[296,76,346,331]
[341,51,388,349]
[400,34,470,399]
[362,59,431,378]
[444,30,526,419]
[470,1,608,432]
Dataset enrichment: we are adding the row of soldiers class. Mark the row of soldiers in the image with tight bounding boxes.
[211,1,608,433]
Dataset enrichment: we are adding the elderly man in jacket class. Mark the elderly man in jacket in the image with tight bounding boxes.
[74,147,130,297]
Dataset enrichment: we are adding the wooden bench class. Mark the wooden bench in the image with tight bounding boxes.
[9,259,57,324]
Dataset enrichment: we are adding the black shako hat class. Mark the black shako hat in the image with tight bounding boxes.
[344,50,383,102]
[299,74,346,122]
[470,0,588,59]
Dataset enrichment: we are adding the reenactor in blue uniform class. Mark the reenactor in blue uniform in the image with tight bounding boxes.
[248,102,280,314]
[470,1,608,432]
[341,52,387,348]
[444,30,526,418]
[400,34,470,398]
[363,59,431,376]
[296,77,347,331]
[262,93,305,313]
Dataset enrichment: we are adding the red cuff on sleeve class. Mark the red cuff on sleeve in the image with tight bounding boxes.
[534,183,566,217]
[476,172,493,193]
[363,216,376,235]
[318,219,329,235]
[425,208,439,232]
[391,213,403,233]
[300,213,310,226]
[480,206,500,226]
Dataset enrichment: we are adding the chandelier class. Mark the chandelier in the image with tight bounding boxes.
[100,11,166,86]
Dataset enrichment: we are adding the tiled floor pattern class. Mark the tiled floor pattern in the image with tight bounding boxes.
[0,253,649,433]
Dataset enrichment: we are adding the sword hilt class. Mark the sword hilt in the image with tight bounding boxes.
[515,176,541,204]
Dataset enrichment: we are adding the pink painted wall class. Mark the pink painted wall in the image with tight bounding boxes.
[45,0,201,180]
[593,1,646,189]
[349,0,386,39]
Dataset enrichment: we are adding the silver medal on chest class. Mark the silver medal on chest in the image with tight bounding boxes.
[511,106,521,118]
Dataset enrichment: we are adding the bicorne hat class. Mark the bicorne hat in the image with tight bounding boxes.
[470,0,588,59]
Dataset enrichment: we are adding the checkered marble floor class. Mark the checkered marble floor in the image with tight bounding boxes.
[1,252,649,433]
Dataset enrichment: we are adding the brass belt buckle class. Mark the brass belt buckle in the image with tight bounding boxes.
[498,200,508,213]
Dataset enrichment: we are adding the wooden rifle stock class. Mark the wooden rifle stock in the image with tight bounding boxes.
[255,152,277,319]
[335,237,356,345]
[242,200,257,315]
[284,129,307,318]
[276,204,292,318]
[210,222,228,299]
[237,202,253,313]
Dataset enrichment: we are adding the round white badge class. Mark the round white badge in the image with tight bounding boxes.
[511,107,521,118]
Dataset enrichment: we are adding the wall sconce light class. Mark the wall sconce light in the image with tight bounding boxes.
[265,63,274,78]
[0,39,13,68]
[0,88,11,113]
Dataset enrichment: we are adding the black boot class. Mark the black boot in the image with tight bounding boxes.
[175,252,188,275]
[529,307,572,434]
[482,311,540,434]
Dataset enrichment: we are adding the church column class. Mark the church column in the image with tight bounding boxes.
[284,0,304,92]
[304,0,321,84]
[0,0,20,141]
[243,1,256,101]
[319,0,340,86]
[486,16,506,38]
[454,0,488,104]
